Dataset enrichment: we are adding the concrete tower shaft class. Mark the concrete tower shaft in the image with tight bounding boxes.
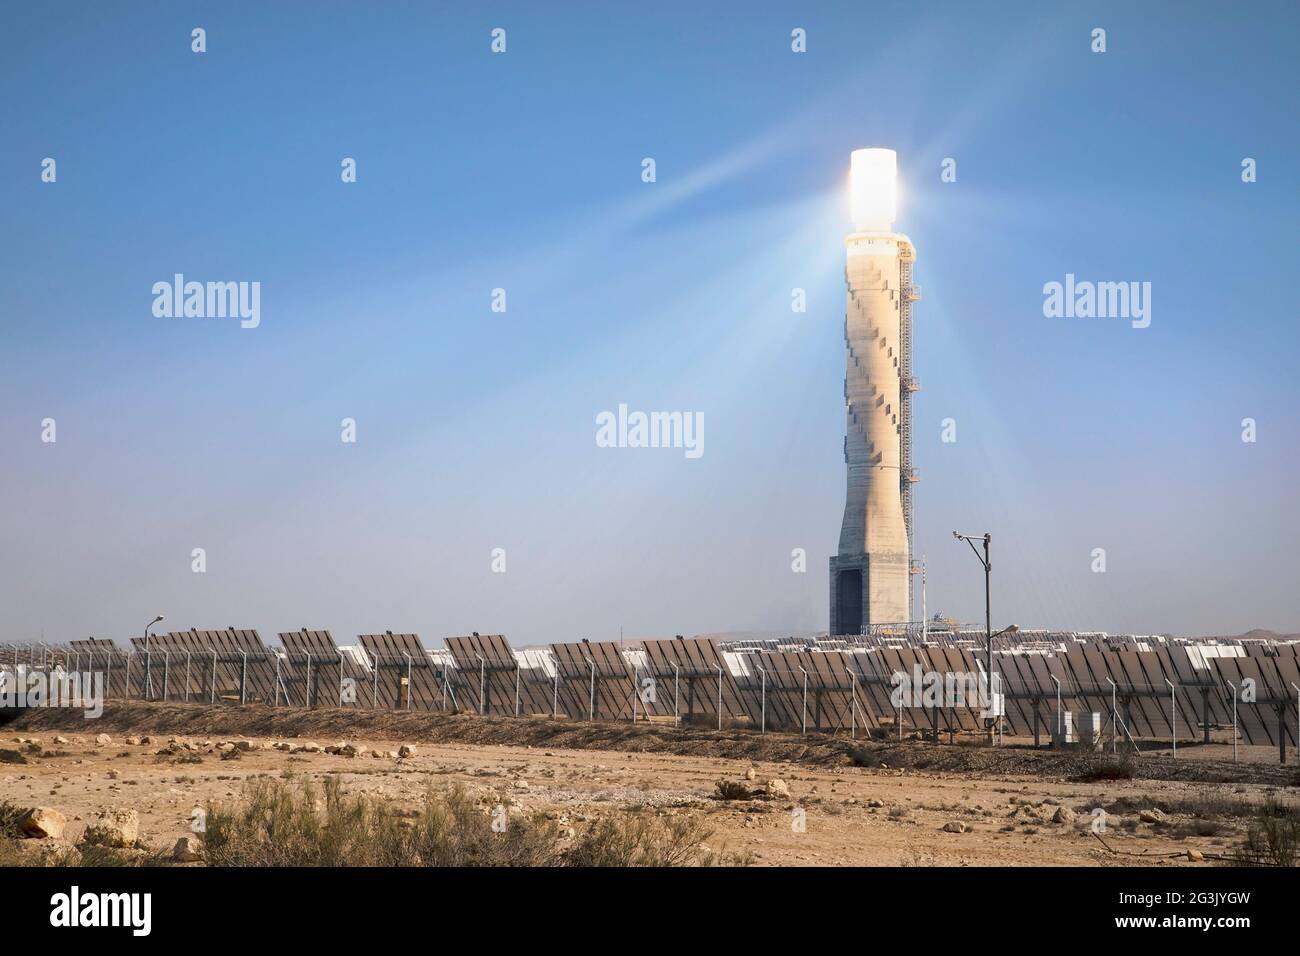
[829,231,914,633]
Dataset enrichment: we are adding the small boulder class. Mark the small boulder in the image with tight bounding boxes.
[83,808,140,848]
[94,734,111,747]
[1052,806,1076,825]
[398,744,417,759]
[53,735,69,745]
[1186,849,1204,862]
[125,736,140,746]
[765,778,791,800]
[232,740,255,752]
[744,767,756,781]
[171,836,202,863]
[19,807,66,840]
[942,821,969,833]
[1139,808,1168,825]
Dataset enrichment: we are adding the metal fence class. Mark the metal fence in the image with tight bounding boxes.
[4,631,1298,763]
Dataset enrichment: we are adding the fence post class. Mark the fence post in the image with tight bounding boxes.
[758,666,767,734]
[1165,679,1176,757]
[184,651,191,703]
[799,667,808,736]
[1293,683,1300,766]
[306,651,313,708]
[274,655,282,706]
[588,659,596,722]
[162,651,170,701]
[405,652,413,710]
[672,663,680,728]
[552,664,559,718]
[1107,678,1118,754]
[846,669,858,740]
[372,657,379,709]
[240,651,247,705]
[477,656,487,715]
[514,661,521,718]
[1226,680,1238,762]
[210,649,216,704]
[1051,676,1061,745]
[715,665,723,731]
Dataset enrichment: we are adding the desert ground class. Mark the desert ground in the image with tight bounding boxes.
[3,702,1295,866]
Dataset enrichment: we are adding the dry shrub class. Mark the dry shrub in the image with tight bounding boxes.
[0,800,25,837]
[565,812,744,867]
[201,775,739,867]
[847,745,883,768]
[1074,754,1136,782]
[713,780,753,801]
[1232,797,1300,867]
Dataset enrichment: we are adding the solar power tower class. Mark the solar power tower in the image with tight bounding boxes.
[830,148,920,634]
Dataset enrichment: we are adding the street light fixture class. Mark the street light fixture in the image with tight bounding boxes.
[985,624,1018,742]
[953,531,996,742]
[144,614,164,699]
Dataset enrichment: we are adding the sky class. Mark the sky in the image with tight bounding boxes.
[1,1,1297,648]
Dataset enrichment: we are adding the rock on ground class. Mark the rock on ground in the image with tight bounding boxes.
[83,808,140,848]
[19,807,66,840]
[172,836,202,862]
[1052,806,1076,824]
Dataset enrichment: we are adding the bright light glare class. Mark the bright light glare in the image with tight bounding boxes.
[850,147,897,232]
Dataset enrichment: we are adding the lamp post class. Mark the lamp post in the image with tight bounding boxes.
[143,615,163,700]
[985,624,1018,743]
[953,532,993,741]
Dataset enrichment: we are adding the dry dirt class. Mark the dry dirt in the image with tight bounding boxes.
[3,702,1296,866]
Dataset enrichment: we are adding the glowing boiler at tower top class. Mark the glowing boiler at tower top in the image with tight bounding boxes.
[849,147,898,232]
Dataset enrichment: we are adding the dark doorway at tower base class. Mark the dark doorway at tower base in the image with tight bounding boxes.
[836,568,862,635]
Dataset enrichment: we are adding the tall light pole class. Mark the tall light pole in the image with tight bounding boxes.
[953,531,993,741]
[144,614,164,699]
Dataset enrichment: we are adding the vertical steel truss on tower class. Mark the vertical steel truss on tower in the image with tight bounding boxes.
[898,241,921,620]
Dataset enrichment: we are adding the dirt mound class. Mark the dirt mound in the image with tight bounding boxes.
[10,702,1293,786]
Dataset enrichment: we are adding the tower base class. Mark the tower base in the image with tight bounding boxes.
[829,553,909,636]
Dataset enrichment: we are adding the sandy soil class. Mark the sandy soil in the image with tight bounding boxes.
[4,704,1294,866]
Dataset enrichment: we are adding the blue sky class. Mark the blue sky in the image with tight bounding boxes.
[2,1,1297,646]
